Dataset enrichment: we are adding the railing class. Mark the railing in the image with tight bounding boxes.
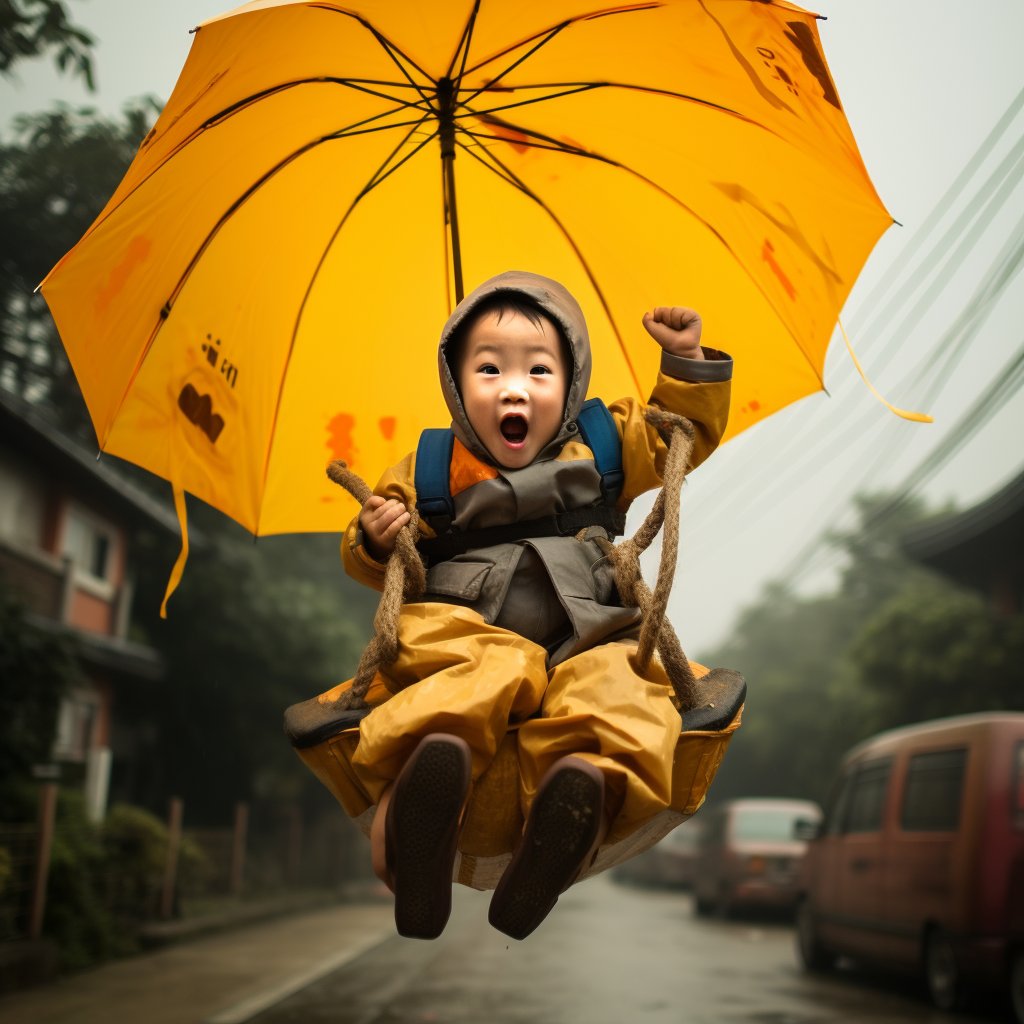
[0,824,40,942]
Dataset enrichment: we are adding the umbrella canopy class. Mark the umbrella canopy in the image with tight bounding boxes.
[42,0,891,540]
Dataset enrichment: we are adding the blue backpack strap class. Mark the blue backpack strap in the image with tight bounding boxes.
[414,428,456,532]
[575,398,624,508]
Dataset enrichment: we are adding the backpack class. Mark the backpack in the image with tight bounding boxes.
[414,398,627,565]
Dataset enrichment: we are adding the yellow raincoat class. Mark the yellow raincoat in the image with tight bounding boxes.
[295,272,741,889]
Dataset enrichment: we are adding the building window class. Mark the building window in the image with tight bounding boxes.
[63,506,116,585]
[52,692,98,762]
[901,748,968,832]
[0,458,44,550]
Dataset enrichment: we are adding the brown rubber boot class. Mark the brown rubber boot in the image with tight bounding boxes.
[385,733,471,939]
[488,756,605,940]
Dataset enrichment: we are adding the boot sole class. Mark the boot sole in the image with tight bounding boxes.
[488,766,602,940]
[390,738,470,939]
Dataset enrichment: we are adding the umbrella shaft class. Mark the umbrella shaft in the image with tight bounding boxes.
[442,127,464,304]
[437,77,464,304]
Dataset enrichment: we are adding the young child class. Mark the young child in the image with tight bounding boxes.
[341,271,731,940]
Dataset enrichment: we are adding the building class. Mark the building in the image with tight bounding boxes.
[902,468,1024,616]
[0,390,179,820]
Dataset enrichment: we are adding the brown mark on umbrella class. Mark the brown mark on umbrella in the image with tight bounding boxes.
[379,416,397,440]
[784,21,841,110]
[178,384,224,443]
[762,240,796,301]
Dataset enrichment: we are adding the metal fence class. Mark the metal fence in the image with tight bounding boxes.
[0,824,39,942]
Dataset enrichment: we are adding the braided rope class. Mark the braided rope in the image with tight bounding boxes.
[324,409,697,713]
[325,461,426,710]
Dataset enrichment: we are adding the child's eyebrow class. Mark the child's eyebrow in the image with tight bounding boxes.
[471,342,560,358]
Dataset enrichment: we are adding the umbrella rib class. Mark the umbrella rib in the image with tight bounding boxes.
[455,138,644,398]
[460,3,659,79]
[459,26,569,108]
[461,81,759,129]
[458,119,821,385]
[102,114,432,446]
[57,85,433,263]
[446,0,482,82]
[259,122,440,521]
[315,6,438,109]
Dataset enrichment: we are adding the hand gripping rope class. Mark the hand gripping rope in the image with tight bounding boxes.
[324,406,700,714]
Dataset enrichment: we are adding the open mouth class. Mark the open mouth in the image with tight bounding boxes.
[499,414,529,448]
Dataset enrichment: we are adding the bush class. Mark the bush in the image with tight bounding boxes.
[39,795,206,970]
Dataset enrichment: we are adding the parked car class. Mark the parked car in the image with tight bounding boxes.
[614,817,704,888]
[795,712,1024,1020]
[694,798,822,916]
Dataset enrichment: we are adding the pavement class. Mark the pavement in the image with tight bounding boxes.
[0,902,395,1024]
[0,876,1001,1024]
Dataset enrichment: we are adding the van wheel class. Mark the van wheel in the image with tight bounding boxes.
[1010,947,1024,1024]
[925,929,960,1011]
[796,897,832,971]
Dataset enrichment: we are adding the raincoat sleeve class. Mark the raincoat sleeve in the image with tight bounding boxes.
[340,452,419,592]
[608,345,732,512]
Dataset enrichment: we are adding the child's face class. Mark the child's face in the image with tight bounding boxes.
[456,310,569,469]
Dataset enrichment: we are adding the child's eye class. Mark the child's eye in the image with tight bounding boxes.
[478,364,499,375]
[530,365,552,375]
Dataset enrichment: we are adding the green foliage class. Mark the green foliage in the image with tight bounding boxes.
[130,504,371,824]
[0,100,159,436]
[101,803,204,926]
[0,0,94,88]
[45,790,135,970]
[852,583,1024,726]
[700,494,1022,805]
[0,583,79,789]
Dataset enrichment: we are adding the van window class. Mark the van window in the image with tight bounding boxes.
[824,773,853,836]
[732,807,815,842]
[901,748,967,832]
[844,758,893,833]
[1011,741,1023,831]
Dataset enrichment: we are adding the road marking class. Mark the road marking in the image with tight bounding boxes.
[204,928,395,1023]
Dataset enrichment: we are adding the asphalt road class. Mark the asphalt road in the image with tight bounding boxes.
[250,875,996,1024]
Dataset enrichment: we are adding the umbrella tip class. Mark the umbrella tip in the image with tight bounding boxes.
[189,25,199,35]
[893,218,904,227]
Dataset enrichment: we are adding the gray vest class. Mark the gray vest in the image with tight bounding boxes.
[421,451,640,666]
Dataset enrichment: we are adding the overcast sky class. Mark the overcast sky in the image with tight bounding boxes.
[3,1,1023,651]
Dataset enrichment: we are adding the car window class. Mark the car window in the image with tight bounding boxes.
[1014,741,1024,831]
[901,748,968,832]
[824,773,853,836]
[844,758,893,833]
[732,807,815,841]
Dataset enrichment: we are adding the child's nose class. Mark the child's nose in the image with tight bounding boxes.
[500,381,529,403]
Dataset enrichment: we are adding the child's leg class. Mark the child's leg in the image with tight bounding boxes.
[516,640,680,844]
[351,602,549,804]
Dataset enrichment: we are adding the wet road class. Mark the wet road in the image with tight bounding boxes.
[250,875,993,1024]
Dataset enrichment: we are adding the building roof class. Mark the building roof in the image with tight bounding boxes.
[0,389,180,537]
[26,613,164,681]
[902,467,1024,581]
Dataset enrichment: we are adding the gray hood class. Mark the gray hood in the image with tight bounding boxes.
[437,271,593,466]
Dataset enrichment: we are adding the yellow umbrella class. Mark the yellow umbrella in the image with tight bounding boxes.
[41,0,893,606]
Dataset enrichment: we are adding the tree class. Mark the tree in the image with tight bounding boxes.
[0,100,159,438]
[128,502,374,825]
[697,495,953,804]
[0,0,94,88]
[851,582,1024,727]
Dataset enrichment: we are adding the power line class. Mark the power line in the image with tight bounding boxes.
[686,118,1024,526]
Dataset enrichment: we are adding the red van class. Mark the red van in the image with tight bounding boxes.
[796,712,1024,1019]
[695,798,822,915]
